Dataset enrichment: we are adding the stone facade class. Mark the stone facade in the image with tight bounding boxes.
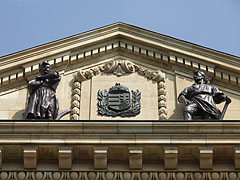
[0,23,239,177]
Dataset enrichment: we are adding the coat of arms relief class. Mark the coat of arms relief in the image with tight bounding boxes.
[71,59,167,120]
[98,83,141,117]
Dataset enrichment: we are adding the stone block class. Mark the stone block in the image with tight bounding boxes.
[215,71,222,80]
[128,147,143,169]
[192,62,199,70]
[0,146,2,168]
[230,75,237,85]
[170,56,176,64]
[185,59,191,67]
[177,57,184,64]
[234,147,240,169]
[155,53,161,60]
[164,147,178,170]
[23,147,37,169]
[141,49,147,56]
[199,147,213,170]
[94,147,108,169]
[58,147,72,169]
[162,55,169,63]
[222,73,229,83]
[106,44,112,53]
[200,64,207,72]
[134,46,140,54]
[207,66,214,75]
[70,55,77,64]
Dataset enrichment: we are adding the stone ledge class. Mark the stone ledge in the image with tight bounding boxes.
[0,122,239,145]
[0,121,239,134]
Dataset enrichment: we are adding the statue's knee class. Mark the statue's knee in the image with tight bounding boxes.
[184,105,193,114]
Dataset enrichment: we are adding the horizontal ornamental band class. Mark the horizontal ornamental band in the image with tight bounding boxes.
[0,171,239,180]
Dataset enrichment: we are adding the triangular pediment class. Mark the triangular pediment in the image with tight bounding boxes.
[0,22,239,120]
[0,22,239,92]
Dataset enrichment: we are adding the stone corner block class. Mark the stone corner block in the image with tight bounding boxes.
[93,147,108,169]
[23,147,38,169]
[234,147,240,169]
[164,147,178,170]
[0,146,2,168]
[58,147,72,169]
[199,147,213,170]
[128,147,143,170]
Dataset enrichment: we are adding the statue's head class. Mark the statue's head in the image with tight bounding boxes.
[193,70,208,84]
[39,61,50,75]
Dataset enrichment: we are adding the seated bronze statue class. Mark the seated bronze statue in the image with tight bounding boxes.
[24,61,61,120]
[178,71,231,120]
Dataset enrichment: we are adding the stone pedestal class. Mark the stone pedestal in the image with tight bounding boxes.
[128,147,143,169]
[58,147,72,169]
[164,147,178,170]
[199,147,213,170]
[234,147,240,169]
[94,147,108,169]
[23,147,37,169]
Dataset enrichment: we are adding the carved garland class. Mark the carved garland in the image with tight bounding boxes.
[0,171,239,180]
[71,60,167,120]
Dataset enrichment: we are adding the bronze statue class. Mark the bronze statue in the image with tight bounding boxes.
[24,61,61,120]
[178,70,231,120]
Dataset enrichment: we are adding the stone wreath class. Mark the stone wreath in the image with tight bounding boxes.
[71,59,167,120]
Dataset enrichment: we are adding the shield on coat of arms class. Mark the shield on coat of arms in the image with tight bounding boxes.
[108,89,130,111]
[97,83,141,117]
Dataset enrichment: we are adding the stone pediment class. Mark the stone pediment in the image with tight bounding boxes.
[0,22,239,92]
[0,22,239,120]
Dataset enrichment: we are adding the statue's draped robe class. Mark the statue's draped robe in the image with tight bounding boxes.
[178,83,225,119]
[25,72,60,119]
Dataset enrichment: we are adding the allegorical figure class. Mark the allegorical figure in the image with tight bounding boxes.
[178,70,231,120]
[24,61,61,120]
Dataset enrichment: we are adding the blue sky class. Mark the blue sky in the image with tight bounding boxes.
[0,0,239,57]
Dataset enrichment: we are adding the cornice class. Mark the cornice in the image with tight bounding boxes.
[0,22,239,73]
[117,25,240,72]
[0,121,239,145]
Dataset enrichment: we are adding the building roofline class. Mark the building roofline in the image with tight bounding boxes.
[0,22,239,59]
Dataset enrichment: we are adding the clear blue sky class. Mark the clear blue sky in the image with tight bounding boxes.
[0,0,239,57]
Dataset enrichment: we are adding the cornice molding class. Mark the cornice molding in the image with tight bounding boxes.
[0,171,239,180]
[0,121,239,145]
[0,22,239,72]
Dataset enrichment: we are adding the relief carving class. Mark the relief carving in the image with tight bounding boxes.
[71,59,167,120]
[98,83,141,117]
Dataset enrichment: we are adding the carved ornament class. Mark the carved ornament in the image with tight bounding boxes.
[71,59,167,120]
[0,171,239,180]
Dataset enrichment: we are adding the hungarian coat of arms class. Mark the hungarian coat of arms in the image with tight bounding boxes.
[97,83,141,117]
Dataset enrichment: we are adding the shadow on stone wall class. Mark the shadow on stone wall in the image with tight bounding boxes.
[12,110,25,120]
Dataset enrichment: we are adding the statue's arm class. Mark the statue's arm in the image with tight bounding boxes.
[178,87,192,105]
[36,72,60,81]
[212,86,231,104]
[28,81,42,95]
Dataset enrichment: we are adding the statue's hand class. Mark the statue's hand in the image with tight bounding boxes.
[184,98,192,105]
[36,75,42,81]
[179,95,192,105]
[225,96,232,104]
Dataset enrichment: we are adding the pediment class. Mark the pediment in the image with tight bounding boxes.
[0,23,239,94]
[0,22,239,120]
